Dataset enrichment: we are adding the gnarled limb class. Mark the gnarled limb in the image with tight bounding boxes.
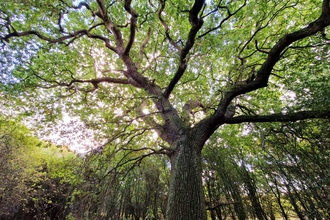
[1,27,117,52]
[224,110,330,124]
[124,0,138,55]
[163,0,205,99]
[213,2,330,122]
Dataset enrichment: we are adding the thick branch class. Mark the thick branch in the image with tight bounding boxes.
[193,3,330,142]
[237,0,295,59]
[163,0,205,99]
[321,0,330,17]
[224,110,330,124]
[124,0,138,55]
[96,0,125,53]
[214,10,330,120]
[67,77,130,87]
[2,28,117,52]
[2,30,83,43]
[35,76,130,93]
[189,0,205,25]
[136,101,170,143]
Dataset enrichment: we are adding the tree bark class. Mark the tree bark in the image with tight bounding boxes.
[285,183,307,220]
[166,133,207,220]
[240,164,267,220]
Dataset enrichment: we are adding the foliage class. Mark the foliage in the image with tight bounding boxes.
[67,143,169,220]
[1,0,330,219]
[0,115,78,220]
[202,119,330,219]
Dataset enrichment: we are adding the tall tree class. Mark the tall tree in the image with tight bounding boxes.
[0,115,77,219]
[1,1,330,219]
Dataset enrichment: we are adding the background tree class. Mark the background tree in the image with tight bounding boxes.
[1,0,330,219]
[69,149,169,220]
[258,120,330,219]
[0,115,77,220]
[202,118,330,219]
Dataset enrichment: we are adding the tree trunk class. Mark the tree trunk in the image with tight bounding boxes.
[215,206,222,220]
[285,183,306,220]
[240,164,267,220]
[166,134,207,220]
[221,162,247,220]
[271,178,288,220]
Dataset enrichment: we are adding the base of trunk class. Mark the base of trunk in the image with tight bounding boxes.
[166,135,207,220]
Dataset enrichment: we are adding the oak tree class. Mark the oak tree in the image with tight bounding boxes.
[1,0,330,219]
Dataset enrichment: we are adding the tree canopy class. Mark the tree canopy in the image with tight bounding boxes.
[1,0,330,219]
